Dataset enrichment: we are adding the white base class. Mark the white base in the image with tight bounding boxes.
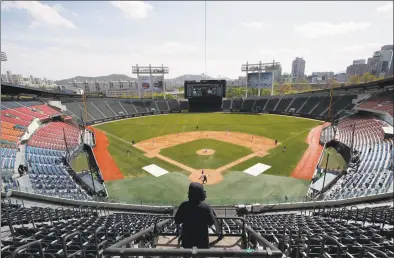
[243,163,271,176]
[142,164,169,177]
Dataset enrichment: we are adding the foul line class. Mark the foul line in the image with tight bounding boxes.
[102,130,135,146]
[265,126,319,160]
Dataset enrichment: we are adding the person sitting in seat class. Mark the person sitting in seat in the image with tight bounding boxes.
[175,182,220,249]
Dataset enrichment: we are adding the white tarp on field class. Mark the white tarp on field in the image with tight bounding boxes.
[243,163,271,176]
[142,164,169,177]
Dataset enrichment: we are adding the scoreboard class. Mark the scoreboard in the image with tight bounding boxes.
[184,80,226,99]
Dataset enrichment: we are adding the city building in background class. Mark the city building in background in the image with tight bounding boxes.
[367,45,393,77]
[334,73,349,83]
[311,72,335,79]
[1,70,56,88]
[346,59,369,76]
[69,79,138,96]
[291,57,306,80]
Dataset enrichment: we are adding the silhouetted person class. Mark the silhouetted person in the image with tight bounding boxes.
[175,182,219,249]
[18,164,24,177]
[23,164,28,174]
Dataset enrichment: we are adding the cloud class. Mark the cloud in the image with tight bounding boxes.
[52,3,65,13]
[71,12,78,17]
[240,21,265,29]
[294,21,370,38]
[377,2,393,13]
[111,1,153,20]
[1,1,76,29]
[332,43,381,54]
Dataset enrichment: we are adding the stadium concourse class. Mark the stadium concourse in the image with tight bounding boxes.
[1,78,394,257]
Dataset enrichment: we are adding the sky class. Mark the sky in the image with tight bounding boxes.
[1,1,393,80]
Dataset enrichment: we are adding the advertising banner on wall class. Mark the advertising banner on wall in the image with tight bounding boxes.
[151,75,164,92]
[140,76,150,91]
[247,72,273,89]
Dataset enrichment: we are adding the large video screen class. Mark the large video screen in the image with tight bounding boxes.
[184,80,226,99]
[247,72,273,89]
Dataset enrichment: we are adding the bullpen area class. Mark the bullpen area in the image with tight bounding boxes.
[91,113,323,205]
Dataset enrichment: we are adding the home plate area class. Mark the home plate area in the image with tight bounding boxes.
[142,164,169,177]
[243,163,272,176]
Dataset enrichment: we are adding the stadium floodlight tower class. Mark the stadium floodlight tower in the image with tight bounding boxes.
[241,60,281,97]
[132,64,169,99]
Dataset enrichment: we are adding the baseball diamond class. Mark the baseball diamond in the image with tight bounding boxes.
[91,113,322,204]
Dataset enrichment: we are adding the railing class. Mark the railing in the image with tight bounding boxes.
[2,189,393,214]
[103,216,283,257]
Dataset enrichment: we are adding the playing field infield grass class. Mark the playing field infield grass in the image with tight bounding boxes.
[106,135,190,177]
[226,130,310,177]
[160,139,253,169]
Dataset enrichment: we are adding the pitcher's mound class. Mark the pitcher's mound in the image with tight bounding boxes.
[196,149,215,156]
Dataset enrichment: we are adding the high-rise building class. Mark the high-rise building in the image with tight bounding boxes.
[367,45,393,77]
[291,57,306,79]
[346,59,369,76]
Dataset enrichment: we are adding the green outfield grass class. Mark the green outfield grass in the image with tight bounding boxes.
[105,172,310,205]
[160,139,253,169]
[319,147,347,170]
[95,113,322,204]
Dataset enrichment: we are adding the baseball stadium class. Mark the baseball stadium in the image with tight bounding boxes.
[1,76,393,257]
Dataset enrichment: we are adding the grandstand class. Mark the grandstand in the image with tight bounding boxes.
[1,78,393,257]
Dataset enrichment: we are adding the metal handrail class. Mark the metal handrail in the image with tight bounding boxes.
[62,231,86,258]
[296,228,312,258]
[11,240,44,258]
[104,247,271,257]
[319,234,346,257]
[152,216,246,236]
[359,246,390,258]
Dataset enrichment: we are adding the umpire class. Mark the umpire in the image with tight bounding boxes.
[175,182,220,249]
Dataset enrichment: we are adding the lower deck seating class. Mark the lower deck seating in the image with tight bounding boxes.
[167,99,180,111]
[246,205,393,257]
[0,147,17,171]
[325,115,393,200]
[358,92,394,116]
[240,99,255,112]
[222,100,231,110]
[25,146,88,200]
[83,129,94,146]
[231,99,243,110]
[29,122,80,151]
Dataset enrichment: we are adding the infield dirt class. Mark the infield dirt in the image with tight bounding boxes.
[134,131,276,184]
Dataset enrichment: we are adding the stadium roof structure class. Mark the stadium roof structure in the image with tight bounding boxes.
[305,77,394,95]
[310,173,337,192]
[1,82,77,97]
